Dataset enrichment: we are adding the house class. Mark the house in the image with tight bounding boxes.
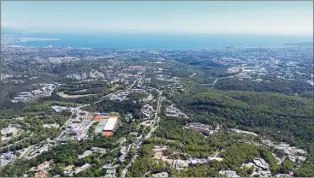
[74,163,90,175]
[105,168,116,177]
[78,150,93,159]
[253,158,270,170]
[152,172,169,177]
[32,160,52,178]
[120,146,127,155]
[91,147,105,153]
[51,106,68,113]
[119,154,126,163]
[1,126,18,137]
[185,123,214,136]
[153,146,167,152]
[219,170,240,177]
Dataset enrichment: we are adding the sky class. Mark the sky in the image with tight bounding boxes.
[1,1,313,36]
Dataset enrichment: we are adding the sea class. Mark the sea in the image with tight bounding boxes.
[7,33,313,49]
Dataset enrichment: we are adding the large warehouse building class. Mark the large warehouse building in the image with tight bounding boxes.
[102,117,118,136]
[92,113,119,136]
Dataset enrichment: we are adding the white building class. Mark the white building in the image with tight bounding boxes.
[152,172,169,177]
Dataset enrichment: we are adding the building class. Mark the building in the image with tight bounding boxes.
[185,123,215,136]
[74,163,90,175]
[105,168,116,177]
[230,129,258,136]
[56,137,68,143]
[91,147,106,153]
[0,152,15,167]
[253,158,270,170]
[219,170,240,177]
[94,119,108,134]
[165,105,188,118]
[81,119,92,127]
[152,172,169,177]
[89,113,120,136]
[119,154,126,163]
[51,106,68,113]
[153,146,167,152]
[43,124,59,129]
[208,157,223,161]
[78,150,93,159]
[1,126,18,137]
[37,161,51,171]
[120,146,127,155]
[102,117,118,136]
[100,112,109,116]
[71,118,81,123]
[87,114,118,122]
[189,158,208,165]
[32,160,52,178]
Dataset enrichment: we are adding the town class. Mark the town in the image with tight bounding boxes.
[0,44,313,177]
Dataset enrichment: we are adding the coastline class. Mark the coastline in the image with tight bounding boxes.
[19,38,61,42]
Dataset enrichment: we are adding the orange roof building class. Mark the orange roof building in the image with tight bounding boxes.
[88,115,119,122]
[87,115,94,119]
[100,117,118,136]
[102,131,113,136]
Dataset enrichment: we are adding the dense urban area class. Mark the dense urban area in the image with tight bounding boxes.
[0,40,313,177]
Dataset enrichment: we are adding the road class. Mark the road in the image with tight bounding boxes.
[93,78,138,105]
[200,78,218,86]
[9,75,146,169]
[200,76,236,86]
[0,132,33,151]
[23,138,52,160]
[145,96,164,139]
[144,171,151,177]
[189,72,196,78]
[121,90,164,177]
[18,144,35,159]
[4,77,141,166]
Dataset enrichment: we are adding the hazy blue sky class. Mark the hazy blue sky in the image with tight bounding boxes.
[1,1,313,36]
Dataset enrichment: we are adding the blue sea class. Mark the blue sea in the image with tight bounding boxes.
[10,33,313,49]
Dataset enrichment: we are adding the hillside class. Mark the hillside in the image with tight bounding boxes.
[174,90,314,147]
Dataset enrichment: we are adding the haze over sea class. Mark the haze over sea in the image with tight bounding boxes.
[10,33,313,49]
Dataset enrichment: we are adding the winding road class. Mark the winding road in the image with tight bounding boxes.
[121,89,164,177]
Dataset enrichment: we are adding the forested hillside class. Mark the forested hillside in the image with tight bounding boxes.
[174,90,314,147]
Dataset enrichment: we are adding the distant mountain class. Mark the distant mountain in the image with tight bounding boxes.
[284,42,313,47]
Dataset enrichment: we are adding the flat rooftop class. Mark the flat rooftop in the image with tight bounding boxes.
[103,117,118,131]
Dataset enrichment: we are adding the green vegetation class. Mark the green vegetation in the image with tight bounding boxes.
[127,144,167,177]
[58,81,110,95]
[0,113,70,153]
[128,117,287,177]
[86,99,142,120]
[0,119,138,177]
[0,100,76,120]
[215,78,313,98]
[174,90,313,147]
[1,50,313,177]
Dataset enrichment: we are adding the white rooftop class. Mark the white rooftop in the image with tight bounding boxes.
[103,117,118,131]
